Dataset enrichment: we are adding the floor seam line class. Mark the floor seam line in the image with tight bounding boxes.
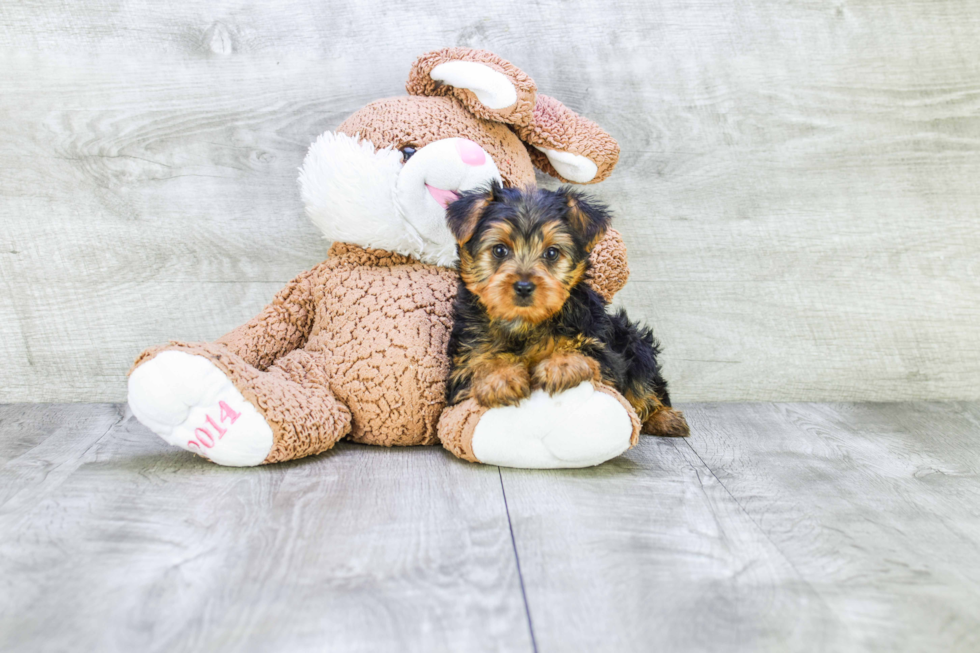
[83,405,129,457]
[498,467,539,653]
[679,436,846,626]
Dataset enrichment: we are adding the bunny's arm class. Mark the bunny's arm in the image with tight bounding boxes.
[586,228,630,303]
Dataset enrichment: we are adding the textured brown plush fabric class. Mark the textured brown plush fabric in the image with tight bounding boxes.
[133,339,354,464]
[588,228,630,303]
[406,47,538,128]
[135,245,457,461]
[515,94,621,184]
[133,235,631,463]
[405,48,619,185]
[337,96,536,187]
[132,47,635,466]
[435,398,487,463]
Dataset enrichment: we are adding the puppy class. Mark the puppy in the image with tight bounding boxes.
[445,182,689,437]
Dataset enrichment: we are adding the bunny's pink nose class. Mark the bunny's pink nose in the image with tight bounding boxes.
[456,138,486,166]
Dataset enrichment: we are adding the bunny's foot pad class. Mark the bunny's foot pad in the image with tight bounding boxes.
[471,382,633,468]
[128,351,273,467]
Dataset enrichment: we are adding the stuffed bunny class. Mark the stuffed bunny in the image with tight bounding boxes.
[127,47,641,468]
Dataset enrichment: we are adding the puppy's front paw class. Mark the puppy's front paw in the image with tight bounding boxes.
[473,364,531,408]
[532,352,599,395]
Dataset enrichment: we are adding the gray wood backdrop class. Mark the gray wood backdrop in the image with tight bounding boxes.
[2,0,979,403]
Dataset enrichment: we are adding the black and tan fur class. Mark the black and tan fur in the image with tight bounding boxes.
[445,182,689,437]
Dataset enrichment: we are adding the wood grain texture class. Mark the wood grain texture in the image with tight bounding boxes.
[683,401,980,653]
[0,403,123,507]
[1,0,979,401]
[4,402,980,651]
[0,405,532,653]
[499,435,846,653]
[500,401,980,652]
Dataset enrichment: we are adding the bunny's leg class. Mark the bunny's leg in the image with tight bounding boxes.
[128,343,351,466]
[437,382,639,469]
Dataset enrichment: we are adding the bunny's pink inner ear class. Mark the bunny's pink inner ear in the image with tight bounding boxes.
[515,94,620,185]
[406,48,537,127]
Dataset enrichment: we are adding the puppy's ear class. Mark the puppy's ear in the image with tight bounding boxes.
[562,188,612,251]
[446,183,497,245]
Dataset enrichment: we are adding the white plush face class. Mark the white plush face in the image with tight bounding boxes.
[299,132,501,267]
[395,137,502,265]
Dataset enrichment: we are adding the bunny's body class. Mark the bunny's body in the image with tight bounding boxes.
[127,48,642,468]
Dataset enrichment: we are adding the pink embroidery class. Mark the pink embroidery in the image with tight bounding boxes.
[206,414,227,438]
[219,401,241,424]
[195,428,215,447]
[187,401,242,449]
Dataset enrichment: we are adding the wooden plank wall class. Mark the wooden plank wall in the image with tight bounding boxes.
[1,0,978,402]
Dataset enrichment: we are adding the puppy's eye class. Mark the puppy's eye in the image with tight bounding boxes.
[544,247,560,261]
[492,244,510,259]
[400,146,417,162]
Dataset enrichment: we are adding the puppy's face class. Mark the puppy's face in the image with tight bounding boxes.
[447,183,611,326]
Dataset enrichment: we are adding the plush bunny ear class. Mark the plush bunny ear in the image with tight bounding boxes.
[514,94,620,184]
[407,48,537,127]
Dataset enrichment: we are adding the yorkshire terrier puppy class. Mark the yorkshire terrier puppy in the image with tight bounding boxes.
[445,182,689,438]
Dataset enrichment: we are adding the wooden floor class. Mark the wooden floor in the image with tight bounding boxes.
[2,402,979,652]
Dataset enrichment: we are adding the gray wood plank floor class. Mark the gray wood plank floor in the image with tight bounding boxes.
[2,402,979,652]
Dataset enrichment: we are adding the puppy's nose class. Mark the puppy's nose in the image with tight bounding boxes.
[513,280,536,297]
[456,138,486,166]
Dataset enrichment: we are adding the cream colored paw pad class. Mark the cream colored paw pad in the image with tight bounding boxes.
[470,382,633,469]
[128,351,273,467]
